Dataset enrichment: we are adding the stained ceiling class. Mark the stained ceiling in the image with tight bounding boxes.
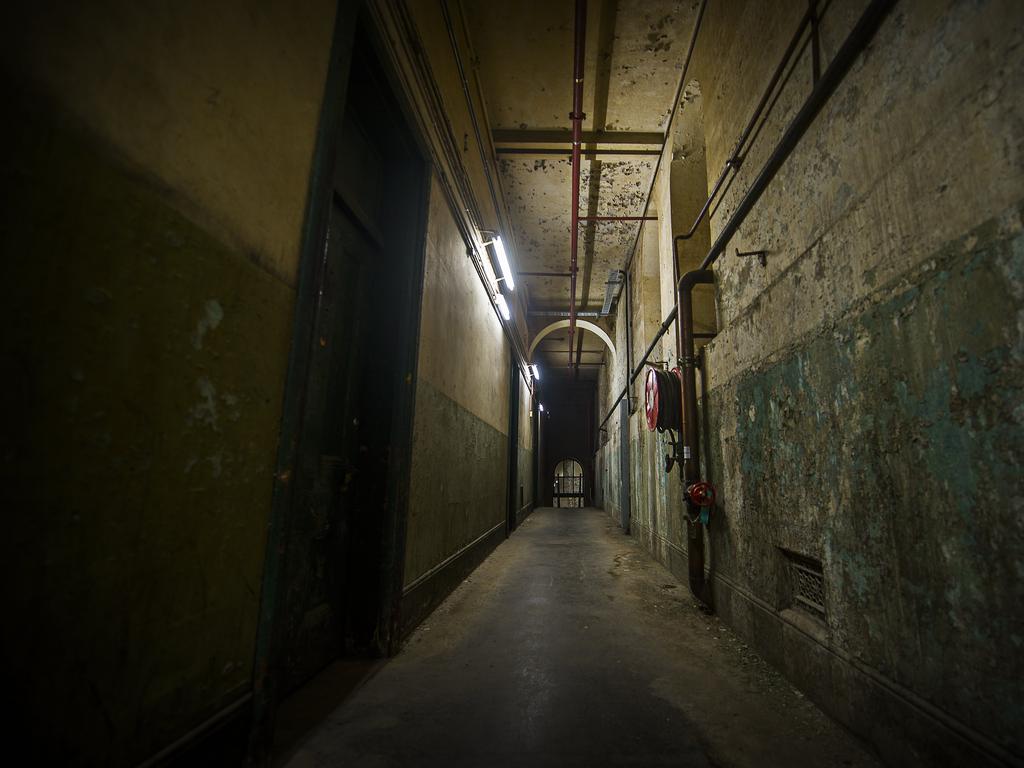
[463,0,702,377]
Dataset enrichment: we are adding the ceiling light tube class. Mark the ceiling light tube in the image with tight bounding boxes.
[539,403,545,412]
[495,294,511,321]
[480,250,499,289]
[531,364,540,380]
[492,236,515,291]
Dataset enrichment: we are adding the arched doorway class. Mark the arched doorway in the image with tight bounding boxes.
[528,319,616,362]
[553,458,585,508]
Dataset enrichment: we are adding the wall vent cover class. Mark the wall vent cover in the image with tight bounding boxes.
[788,556,826,619]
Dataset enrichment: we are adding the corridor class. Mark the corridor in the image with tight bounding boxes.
[3,0,1022,765]
[283,508,876,768]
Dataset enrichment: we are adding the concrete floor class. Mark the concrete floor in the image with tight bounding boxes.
[283,508,880,767]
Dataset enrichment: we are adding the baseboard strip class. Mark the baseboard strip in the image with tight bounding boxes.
[399,521,506,638]
[626,516,1016,767]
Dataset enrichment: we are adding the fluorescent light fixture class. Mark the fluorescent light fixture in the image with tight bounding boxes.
[495,294,511,321]
[492,236,515,291]
[539,403,545,412]
[531,364,540,380]
[480,250,499,289]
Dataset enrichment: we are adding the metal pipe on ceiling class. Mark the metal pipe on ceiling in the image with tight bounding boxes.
[568,0,587,367]
[578,216,658,222]
[495,147,661,157]
[494,129,662,145]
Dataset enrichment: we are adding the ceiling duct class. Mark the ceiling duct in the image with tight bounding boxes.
[600,270,624,316]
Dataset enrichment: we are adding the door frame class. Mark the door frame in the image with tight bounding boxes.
[248,0,431,757]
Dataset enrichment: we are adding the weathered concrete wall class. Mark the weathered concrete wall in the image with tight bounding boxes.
[593,201,690,584]
[403,175,511,589]
[2,0,333,285]
[599,0,1024,764]
[517,374,536,521]
[633,144,698,565]
[670,81,717,336]
[379,0,532,640]
[700,0,1023,763]
[598,250,632,527]
[0,1,334,761]
[598,0,1019,765]
[609,98,721,597]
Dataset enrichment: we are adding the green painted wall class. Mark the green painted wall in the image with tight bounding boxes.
[1,93,294,764]
[404,379,509,586]
[706,203,1024,758]
[596,0,1024,762]
[402,177,512,592]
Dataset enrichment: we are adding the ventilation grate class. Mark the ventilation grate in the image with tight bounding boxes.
[790,559,826,619]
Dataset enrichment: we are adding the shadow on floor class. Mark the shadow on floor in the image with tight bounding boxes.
[272,658,385,766]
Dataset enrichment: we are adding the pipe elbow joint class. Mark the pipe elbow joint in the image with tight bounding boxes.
[677,268,715,293]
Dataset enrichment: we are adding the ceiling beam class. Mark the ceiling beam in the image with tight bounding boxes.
[492,129,663,146]
[495,147,661,157]
[536,343,604,354]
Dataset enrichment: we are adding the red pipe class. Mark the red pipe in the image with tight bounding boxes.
[568,0,587,365]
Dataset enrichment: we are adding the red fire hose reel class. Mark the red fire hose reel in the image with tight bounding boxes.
[644,367,660,431]
[686,481,716,507]
[644,366,683,432]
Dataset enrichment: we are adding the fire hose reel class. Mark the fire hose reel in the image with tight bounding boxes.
[645,366,685,473]
[644,367,660,431]
[644,366,683,432]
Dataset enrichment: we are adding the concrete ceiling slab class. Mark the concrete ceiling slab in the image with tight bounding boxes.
[463,0,701,324]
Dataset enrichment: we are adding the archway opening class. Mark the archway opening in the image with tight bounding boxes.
[553,458,585,508]
[528,319,616,363]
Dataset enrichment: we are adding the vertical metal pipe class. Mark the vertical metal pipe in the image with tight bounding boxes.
[678,269,714,604]
[624,269,633,408]
[569,0,587,364]
[671,232,682,362]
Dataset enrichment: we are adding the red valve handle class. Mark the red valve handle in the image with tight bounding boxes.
[687,481,716,507]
